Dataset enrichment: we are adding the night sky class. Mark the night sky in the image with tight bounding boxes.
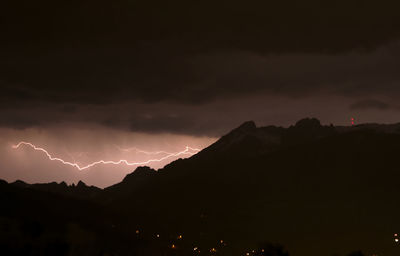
[1,0,400,187]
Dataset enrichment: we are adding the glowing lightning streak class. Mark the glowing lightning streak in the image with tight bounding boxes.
[12,141,201,171]
[114,145,201,155]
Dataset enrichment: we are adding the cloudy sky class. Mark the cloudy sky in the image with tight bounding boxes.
[1,0,400,187]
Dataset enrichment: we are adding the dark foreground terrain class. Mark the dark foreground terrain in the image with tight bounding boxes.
[2,118,400,256]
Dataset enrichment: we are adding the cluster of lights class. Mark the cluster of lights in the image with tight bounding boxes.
[132,230,400,256]
[12,141,201,171]
[245,250,256,256]
[133,228,228,255]
[134,230,400,256]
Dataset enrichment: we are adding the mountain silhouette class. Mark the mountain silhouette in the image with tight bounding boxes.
[2,118,400,256]
[10,179,101,200]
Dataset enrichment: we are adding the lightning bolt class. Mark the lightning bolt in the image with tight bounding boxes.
[12,141,201,171]
[113,145,201,155]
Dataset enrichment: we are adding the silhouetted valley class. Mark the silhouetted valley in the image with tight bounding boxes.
[2,118,400,256]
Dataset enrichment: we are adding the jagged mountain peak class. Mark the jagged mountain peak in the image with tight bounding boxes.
[122,166,156,182]
[232,120,257,132]
[77,180,87,187]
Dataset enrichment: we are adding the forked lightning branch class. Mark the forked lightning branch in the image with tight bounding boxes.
[12,141,200,171]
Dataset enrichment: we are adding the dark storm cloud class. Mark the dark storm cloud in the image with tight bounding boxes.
[1,0,400,134]
[2,0,399,52]
[2,43,400,106]
[350,99,392,111]
[2,0,400,104]
[0,115,41,130]
[1,44,400,134]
